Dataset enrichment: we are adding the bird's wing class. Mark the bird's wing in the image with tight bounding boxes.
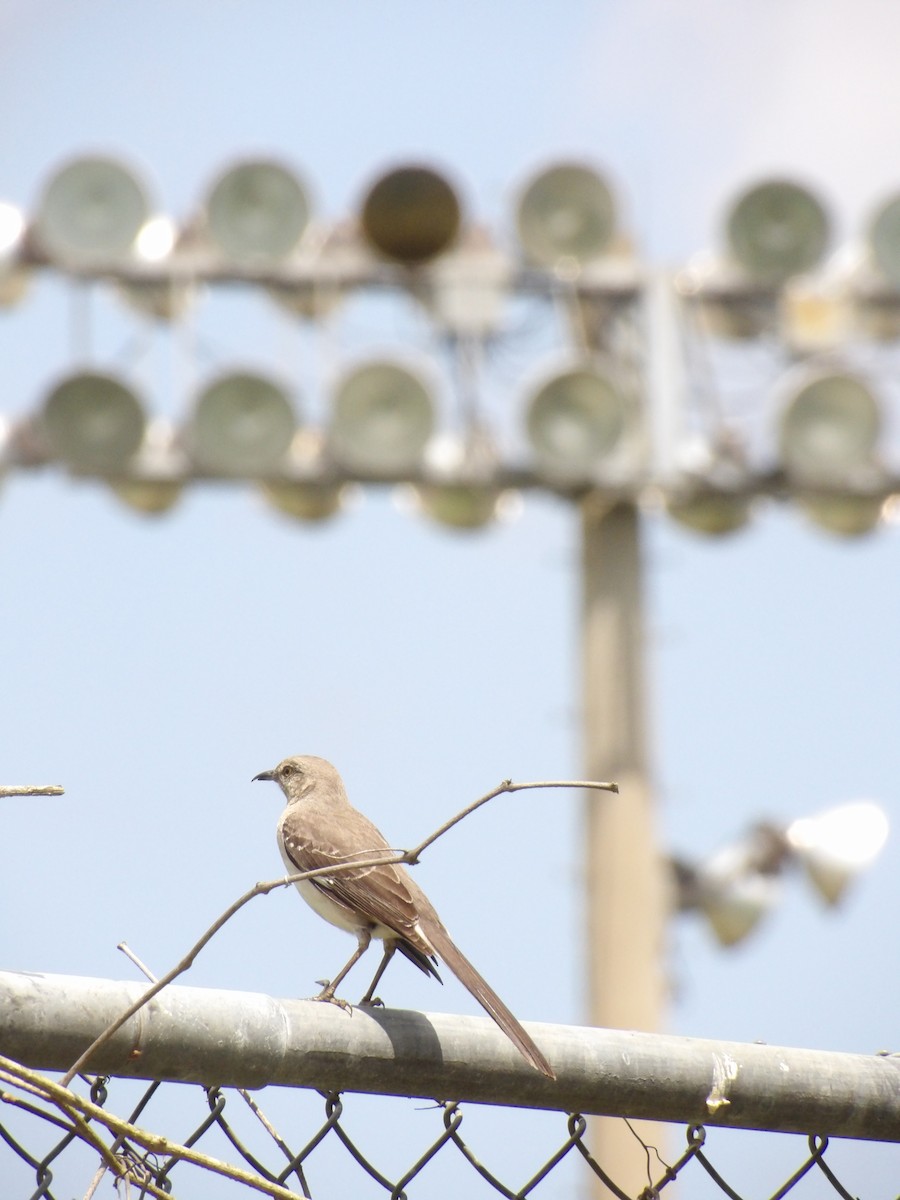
[280,805,434,954]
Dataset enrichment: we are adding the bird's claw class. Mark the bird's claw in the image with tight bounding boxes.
[310,981,353,1012]
[358,995,385,1009]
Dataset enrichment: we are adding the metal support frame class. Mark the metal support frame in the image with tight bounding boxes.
[2,969,898,1141]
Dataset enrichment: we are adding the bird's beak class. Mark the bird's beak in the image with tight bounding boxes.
[252,769,275,782]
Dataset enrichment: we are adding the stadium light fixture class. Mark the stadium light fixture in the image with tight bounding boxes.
[776,365,882,482]
[865,192,900,287]
[515,161,617,269]
[33,156,151,264]
[725,178,830,283]
[185,372,297,475]
[327,359,436,474]
[675,800,888,946]
[203,159,311,265]
[786,800,889,905]
[360,164,461,265]
[39,371,147,473]
[525,360,634,482]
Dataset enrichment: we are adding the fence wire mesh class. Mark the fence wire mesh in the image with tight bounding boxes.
[2,1067,898,1200]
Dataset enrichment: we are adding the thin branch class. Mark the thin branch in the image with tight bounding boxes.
[117,942,311,1193]
[0,1057,299,1200]
[60,856,407,1087]
[0,1070,161,1198]
[408,777,618,862]
[0,784,64,797]
[61,776,617,1085]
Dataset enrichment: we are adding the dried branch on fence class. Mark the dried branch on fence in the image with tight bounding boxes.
[116,942,311,1197]
[60,776,618,1087]
[0,1055,300,1200]
[0,784,64,797]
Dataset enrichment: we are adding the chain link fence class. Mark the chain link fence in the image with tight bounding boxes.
[2,1069,897,1200]
[2,968,899,1199]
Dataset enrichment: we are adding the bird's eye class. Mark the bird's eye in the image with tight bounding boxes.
[280,764,295,777]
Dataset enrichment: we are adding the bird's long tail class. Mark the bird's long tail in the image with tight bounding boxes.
[424,923,555,1079]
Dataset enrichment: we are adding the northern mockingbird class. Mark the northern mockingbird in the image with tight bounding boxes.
[253,754,555,1079]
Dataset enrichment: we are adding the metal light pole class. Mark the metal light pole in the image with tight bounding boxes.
[582,497,669,1192]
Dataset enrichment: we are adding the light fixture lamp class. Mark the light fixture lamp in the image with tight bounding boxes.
[776,364,882,483]
[34,156,151,264]
[39,371,146,473]
[525,359,636,483]
[665,437,755,536]
[725,178,830,283]
[203,159,311,265]
[360,164,461,265]
[186,372,297,475]
[0,202,29,305]
[676,823,789,947]
[848,194,900,341]
[413,429,511,531]
[109,420,185,515]
[261,482,346,522]
[786,801,889,905]
[515,161,617,268]
[866,192,900,287]
[666,489,752,537]
[327,359,436,475]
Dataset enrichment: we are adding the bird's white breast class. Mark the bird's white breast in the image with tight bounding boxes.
[277,834,362,933]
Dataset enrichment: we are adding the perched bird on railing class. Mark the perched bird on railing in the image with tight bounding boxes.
[253,753,555,1079]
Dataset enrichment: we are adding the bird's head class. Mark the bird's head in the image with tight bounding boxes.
[252,754,344,803]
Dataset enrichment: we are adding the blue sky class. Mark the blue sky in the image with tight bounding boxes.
[2,2,899,1195]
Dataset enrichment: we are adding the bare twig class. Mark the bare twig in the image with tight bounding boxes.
[0,784,64,797]
[0,1070,169,1200]
[117,943,311,1197]
[61,775,617,1086]
[408,777,619,862]
[0,1057,299,1200]
[60,855,408,1087]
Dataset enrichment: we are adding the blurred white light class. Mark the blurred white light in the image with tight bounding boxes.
[777,367,882,481]
[0,202,29,307]
[186,373,297,475]
[135,216,176,262]
[0,203,25,254]
[205,159,310,264]
[525,361,631,480]
[119,216,188,320]
[40,372,146,473]
[516,161,617,268]
[35,156,150,263]
[725,178,830,283]
[787,801,889,905]
[701,872,781,948]
[328,360,436,473]
[360,164,462,265]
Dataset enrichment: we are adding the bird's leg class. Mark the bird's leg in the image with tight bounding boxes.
[313,929,371,1009]
[358,943,397,1007]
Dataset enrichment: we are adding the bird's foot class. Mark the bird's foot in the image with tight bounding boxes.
[311,980,353,1012]
[358,995,385,1009]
